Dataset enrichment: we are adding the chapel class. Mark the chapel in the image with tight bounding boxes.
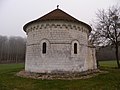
[23,7,97,73]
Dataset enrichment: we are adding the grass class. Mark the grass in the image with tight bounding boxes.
[0,61,120,90]
[99,60,118,68]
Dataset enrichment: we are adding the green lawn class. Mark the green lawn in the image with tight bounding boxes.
[99,61,118,68]
[0,61,120,90]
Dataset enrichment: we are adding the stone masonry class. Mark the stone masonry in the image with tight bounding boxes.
[23,8,97,73]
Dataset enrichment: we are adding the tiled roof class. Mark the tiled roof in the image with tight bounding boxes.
[23,9,91,32]
[36,9,80,22]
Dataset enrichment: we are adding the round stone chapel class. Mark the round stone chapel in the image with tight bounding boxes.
[23,8,97,73]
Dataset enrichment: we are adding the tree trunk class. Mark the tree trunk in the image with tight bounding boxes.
[115,44,120,68]
[97,59,99,68]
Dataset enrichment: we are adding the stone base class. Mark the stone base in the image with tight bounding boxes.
[16,69,107,80]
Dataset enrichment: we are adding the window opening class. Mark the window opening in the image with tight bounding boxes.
[42,42,46,54]
[74,43,77,54]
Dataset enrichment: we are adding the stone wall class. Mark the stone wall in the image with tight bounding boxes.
[25,21,96,73]
[87,46,97,69]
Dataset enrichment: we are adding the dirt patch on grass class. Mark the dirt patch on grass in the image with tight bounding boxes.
[16,69,108,80]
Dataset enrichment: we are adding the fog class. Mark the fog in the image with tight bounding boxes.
[0,0,119,37]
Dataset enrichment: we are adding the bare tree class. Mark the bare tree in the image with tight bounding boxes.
[90,6,120,68]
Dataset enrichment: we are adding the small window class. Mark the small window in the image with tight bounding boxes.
[42,42,46,54]
[74,43,77,54]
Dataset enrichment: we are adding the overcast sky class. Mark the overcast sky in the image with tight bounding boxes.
[0,0,119,37]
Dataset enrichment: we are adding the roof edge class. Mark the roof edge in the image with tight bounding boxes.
[23,20,91,32]
[23,9,92,32]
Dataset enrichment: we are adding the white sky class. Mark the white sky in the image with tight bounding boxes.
[0,0,119,37]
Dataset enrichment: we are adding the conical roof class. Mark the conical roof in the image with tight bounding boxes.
[23,8,91,32]
[36,9,80,22]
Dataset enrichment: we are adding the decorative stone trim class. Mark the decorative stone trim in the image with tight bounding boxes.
[26,22,89,34]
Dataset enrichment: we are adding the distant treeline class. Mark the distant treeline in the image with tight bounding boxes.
[0,35,119,64]
[96,46,120,61]
[0,35,26,63]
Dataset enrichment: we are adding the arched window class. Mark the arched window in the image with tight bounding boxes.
[71,40,79,56]
[74,43,77,54]
[42,42,46,54]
